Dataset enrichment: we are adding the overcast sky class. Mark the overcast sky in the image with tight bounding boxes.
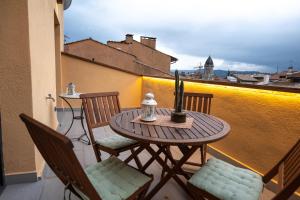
[64,0,300,72]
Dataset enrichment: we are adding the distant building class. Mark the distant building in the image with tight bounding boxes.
[227,76,237,83]
[267,66,300,87]
[287,71,300,83]
[233,74,258,84]
[107,34,178,73]
[64,34,178,77]
[253,74,270,85]
[270,66,297,82]
[287,66,295,75]
[269,73,281,82]
[203,56,214,80]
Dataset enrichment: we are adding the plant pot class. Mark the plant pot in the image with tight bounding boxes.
[171,111,186,123]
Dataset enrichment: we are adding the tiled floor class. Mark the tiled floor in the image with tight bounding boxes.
[0,111,275,200]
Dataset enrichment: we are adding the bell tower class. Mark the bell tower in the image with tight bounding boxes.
[203,56,214,80]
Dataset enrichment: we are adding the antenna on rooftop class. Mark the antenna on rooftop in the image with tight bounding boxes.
[194,62,203,69]
[194,62,203,79]
[64,35,70,44]
[290,60,294,67]
[227,69,231,77]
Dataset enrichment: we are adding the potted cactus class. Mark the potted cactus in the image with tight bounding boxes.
[171,70,186,123]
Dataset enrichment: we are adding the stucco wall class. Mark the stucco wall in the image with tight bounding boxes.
[59,54,142,108]
[28,0,63,176]
[0,0,63,177]
[130,41,171,73]
[142,77,300,174]
[0,0,36,174]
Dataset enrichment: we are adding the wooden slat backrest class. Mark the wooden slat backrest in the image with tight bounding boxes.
[183,93,213,114]
[263,139,300,200]
[81,92,121,128]
[19,114,101,200]
[80,92,121,146]
[283,139,300,187]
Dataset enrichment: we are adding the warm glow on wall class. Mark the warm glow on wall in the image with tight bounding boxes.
[142,76,300,180]
[143,76,300,98]
[143,76,300,196]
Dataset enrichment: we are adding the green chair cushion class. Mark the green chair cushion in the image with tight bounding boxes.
[76,157,151,200]
[96,134,137,149]
[188,158,263,200]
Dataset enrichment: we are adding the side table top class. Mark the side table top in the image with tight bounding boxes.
[59,93,82,99]
[110,108,230,145]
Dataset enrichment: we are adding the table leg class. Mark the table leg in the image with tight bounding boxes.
[60,97,75,136]
[60,98,91,145]
[141,146,164,173]
[131,148,143,170]
[144,145,198,200]
[124,145,146,164]
[77,105,91,145]
[161,147,191,179]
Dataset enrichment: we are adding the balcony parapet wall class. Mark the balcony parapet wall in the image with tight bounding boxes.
[142,76,300,178]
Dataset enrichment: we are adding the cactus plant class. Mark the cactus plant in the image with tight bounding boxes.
[177,80,184,112]
[174,70,179,110]
[174,70,184,112]
[172,70,186,122]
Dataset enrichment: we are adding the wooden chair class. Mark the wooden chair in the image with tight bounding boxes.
[20,113,152,200]
[168,93,213,164]
[161,93,213,178]
[80,92,142,168]
[182,92,213,165]
[187,139,300,200]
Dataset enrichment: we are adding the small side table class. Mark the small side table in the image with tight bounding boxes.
[59,93,91,145]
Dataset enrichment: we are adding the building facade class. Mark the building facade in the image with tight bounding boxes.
[107,34,177,73]
[64,34,177,77]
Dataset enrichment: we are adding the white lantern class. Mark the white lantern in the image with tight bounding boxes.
[141,93,157,122]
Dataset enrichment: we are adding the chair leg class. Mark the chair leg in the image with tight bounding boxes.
[187,183,206,200]
[193,194,205,200]
[137,181,151,200]
[95,150,101,162]
[200,144,207,165]
[161,154,168,179]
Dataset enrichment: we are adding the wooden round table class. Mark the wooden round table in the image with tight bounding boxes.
[109,108,230,199]
[110,108,230,145]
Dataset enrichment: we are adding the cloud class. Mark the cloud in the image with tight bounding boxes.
[169,52,272,72]
[158,43,273,72]
[64,0,300,72]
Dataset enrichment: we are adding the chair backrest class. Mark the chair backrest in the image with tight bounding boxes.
[183,92,213,114]
[80,92,121,128]
[19,114,101,200]
[80,92,121,147]
[263,139,300,200]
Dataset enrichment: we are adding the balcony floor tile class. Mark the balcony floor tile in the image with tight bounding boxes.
[0,110,276,200]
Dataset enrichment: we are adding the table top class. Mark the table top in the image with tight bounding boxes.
[109,108,230,145]
[59,93,82,99]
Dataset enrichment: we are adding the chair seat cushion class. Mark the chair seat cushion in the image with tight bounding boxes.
[96,134,137,149]
[188,158,263,200]
[82,157,151,200]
